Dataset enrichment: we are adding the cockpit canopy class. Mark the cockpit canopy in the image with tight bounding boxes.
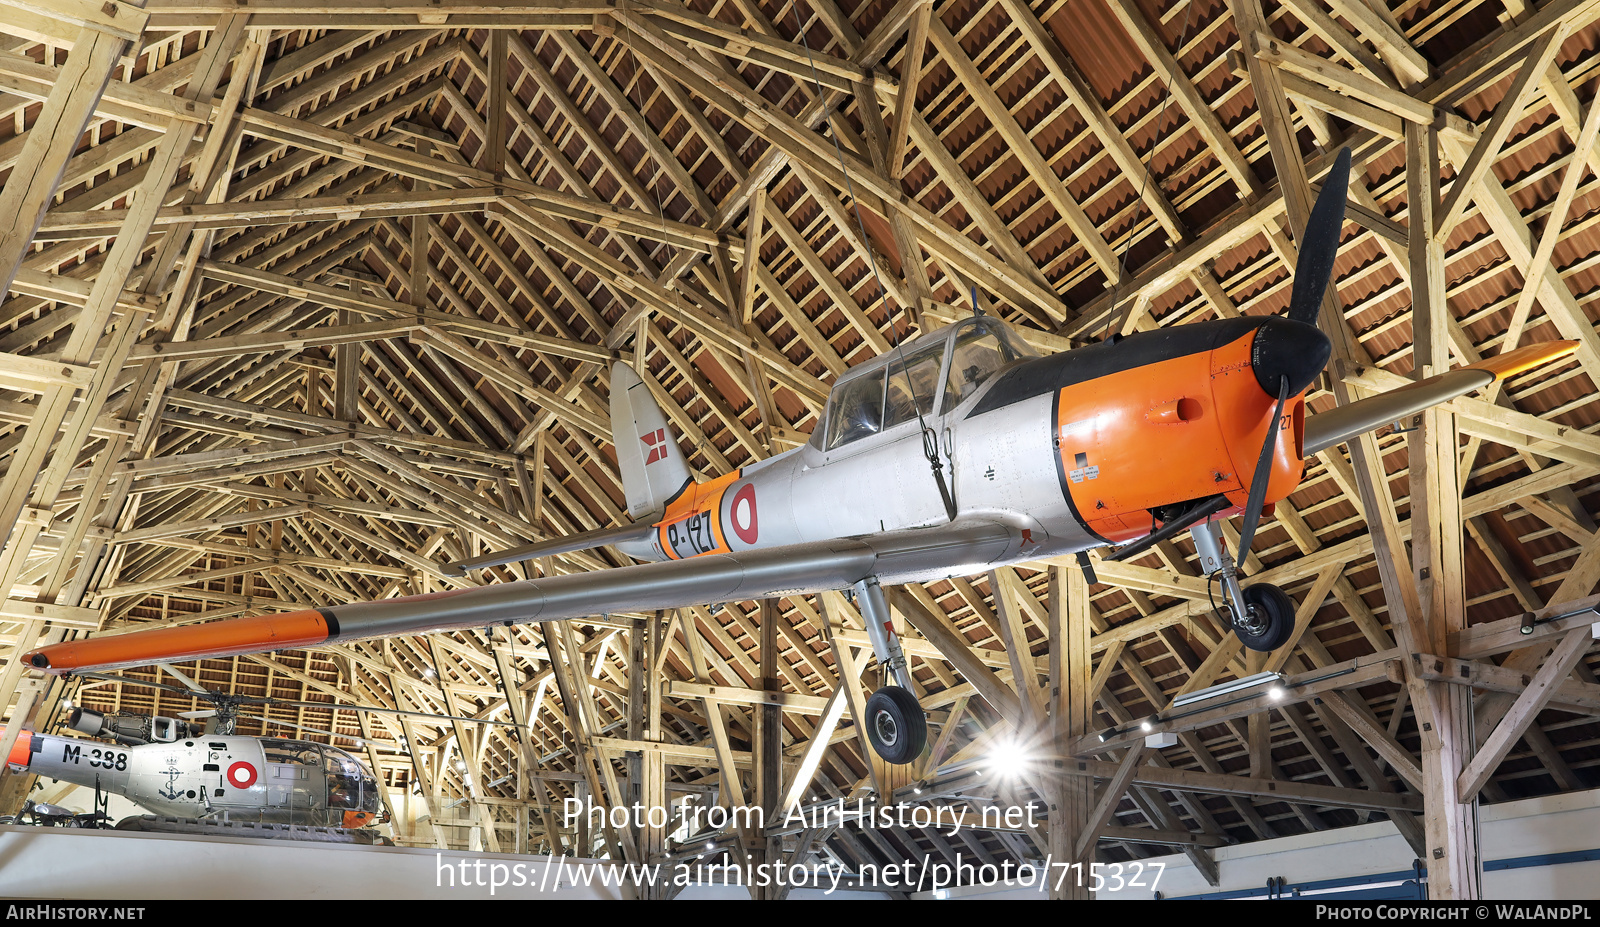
[260,738,380,814]
[818,317,1036,452]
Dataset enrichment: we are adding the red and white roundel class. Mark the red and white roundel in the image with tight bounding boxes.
[227,762,258,789]
[730,484,758,545]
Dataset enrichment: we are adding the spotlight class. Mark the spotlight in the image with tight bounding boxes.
[1267,686,1284,701]
[706,841,715,851]
[990,736,1028,775]
[1139,719,1152,732]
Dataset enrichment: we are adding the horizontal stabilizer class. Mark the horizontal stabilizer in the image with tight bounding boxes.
[443,521,656,575]
[1303,341,1578,457]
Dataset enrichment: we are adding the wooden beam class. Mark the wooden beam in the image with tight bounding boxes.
[1456,628,1592,802]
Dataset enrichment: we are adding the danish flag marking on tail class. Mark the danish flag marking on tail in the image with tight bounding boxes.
[642,428,667,466]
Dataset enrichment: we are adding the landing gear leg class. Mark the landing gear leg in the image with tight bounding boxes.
[1192,519,1291,652]
[854,576,927,764]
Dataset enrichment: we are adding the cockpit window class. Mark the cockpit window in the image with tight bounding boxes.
[943,323,1017,409]
[825,370,885,450]
[323,747,376,813]
[884,344,945,430]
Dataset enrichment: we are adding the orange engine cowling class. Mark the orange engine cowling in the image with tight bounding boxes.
[1055,328,1307,544]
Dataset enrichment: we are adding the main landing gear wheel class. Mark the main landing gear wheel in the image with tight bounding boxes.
[865,685,926,764]
[1235,583,1294,652]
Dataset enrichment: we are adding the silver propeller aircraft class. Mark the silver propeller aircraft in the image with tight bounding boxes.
[24,149,1579,764]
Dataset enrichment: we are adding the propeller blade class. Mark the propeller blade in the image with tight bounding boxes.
[1287,147,1352,328]
[177,709,218,719]
[1236,377,1291,571]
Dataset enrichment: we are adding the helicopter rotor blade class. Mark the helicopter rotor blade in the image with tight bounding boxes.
[157,663,208,694]
[74,667,526,733]
[75,670,201,698]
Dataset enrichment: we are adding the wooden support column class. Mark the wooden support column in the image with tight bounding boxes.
[751,599,783,899]
[1404,119,1480,900]
[1236,0,1457,884]
[1048,564,1095,899]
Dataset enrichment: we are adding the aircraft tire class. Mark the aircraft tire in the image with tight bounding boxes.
[1238,583,1294,652]
[865,685,926,764]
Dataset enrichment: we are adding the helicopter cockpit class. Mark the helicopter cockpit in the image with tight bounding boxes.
[259,738,381,827]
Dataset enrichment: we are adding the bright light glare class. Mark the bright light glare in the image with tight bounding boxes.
[1267,686,1284,701]
[990,737,1028,774]
[1139,720,1152,732]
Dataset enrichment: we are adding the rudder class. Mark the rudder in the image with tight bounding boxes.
[610,363,692,519]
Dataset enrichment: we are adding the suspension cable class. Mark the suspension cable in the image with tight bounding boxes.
[785,1,955,519]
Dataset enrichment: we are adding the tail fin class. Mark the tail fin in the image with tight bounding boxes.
[611,363,692,519]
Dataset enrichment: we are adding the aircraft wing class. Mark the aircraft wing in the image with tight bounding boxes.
[1303,341,1578,457]
[26,520,1024,674]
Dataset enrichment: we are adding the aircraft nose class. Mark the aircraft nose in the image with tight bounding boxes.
[1250,317,1331,397]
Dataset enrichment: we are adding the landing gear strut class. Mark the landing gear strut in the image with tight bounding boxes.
[1192,519,1292,652]
[853,576,927,764]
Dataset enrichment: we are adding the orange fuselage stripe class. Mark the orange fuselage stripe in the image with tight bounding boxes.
[654,468,742,560]
[26,610,333,672]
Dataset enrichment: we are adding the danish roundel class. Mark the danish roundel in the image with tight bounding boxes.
[730,483,759,545]
[227,761,258,789]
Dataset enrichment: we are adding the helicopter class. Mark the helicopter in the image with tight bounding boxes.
[22,148,1581,766]
[2,720,384,833]
[1,669,388,836]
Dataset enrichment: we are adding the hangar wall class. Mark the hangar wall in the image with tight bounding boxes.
[0,825,888,899]
[916,788,1600,900]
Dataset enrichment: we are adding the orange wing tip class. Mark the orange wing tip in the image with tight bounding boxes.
[1464,341,1579,382]
[23,609,334,674]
